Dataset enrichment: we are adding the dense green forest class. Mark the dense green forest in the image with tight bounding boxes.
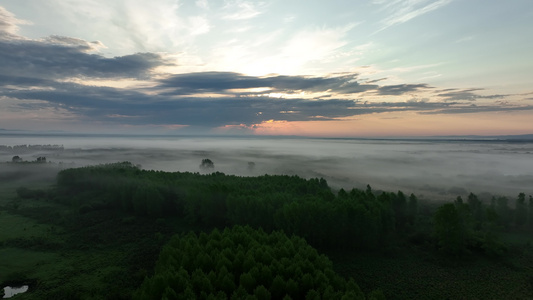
[1,162,533,299]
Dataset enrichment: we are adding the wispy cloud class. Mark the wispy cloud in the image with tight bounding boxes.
[389,63,444,73]
[454,35,474,43]
[206,22,357,76]
[375,0,454,32]
[196,0,209,9]
[436,89,509,101]
[47,0,211,53]
[420,105,533,115]
[0,6,31,39]
[222,0,266,20]
[377,84,432,95]
[188,16,211,35]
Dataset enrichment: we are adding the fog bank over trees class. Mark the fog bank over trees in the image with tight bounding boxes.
[1,135,532,199]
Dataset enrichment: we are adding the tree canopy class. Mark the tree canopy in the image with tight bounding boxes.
[135,226,371,299]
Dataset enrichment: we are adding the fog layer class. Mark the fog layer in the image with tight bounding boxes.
[1,135,532,200]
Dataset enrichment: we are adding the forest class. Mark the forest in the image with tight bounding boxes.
[1,161,533,299]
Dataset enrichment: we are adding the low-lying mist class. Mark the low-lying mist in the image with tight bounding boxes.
[1,135,533,201]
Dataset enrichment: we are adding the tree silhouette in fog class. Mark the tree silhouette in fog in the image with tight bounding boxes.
[247,161,255,172]
[200,158,214,171]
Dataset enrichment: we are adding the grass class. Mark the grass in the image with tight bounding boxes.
[0,214,54,241]
[0,248,59,284]
[500,231,533,246]
[25,249,134,299]
[0,179,175,299]
[0,183,17,205]
[0,214,140,299]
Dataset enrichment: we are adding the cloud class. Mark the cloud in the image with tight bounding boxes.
[209,23,356,76]
[436,88,509,101]
[2,61,529,130]
[155,72,383,96]
[420,104,533,115]
[0,75,55,88]
[0,6,31,39]
[1,5,169,78]
[188,16,211,35]
[45,0,209,53]
[273,24,356,74]
[375,0,454,32]
[0,37,168,80]
[3,77,363,127]
[44,35,106,50]
[196,0,209,9]
[1,5,529,133]
[5,73,523,130]
[454,36,474,43]
[377,84,432,95]
[365,77,388,84]
[222,0,266,20]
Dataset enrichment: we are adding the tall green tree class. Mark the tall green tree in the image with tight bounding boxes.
[529,195,533,229]
[496,196,511,229]
[467,193,483,230]
[515,193,527,228]
[407,193,418,226]
[434,203,468,255]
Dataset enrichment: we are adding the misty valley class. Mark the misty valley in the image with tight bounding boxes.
[1,136,533,299]
[3,0,533,298]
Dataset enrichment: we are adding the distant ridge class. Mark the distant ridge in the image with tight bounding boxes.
[425,134,533,141]
[1,129,533,141]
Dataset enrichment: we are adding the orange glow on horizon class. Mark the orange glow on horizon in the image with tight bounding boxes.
[248,111,533,137]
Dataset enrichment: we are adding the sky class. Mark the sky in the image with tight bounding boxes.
[1,0,532,137]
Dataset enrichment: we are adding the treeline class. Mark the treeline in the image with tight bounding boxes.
[136,226,384,299]
[53,162,404,251]
[49,162,532,255]
[0,144,64,153]
[9,156,48,163]
[433,192,533,256]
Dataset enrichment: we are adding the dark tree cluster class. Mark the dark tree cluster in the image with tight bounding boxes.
[9,155,48,163]
[432,192,533,256]
[135,226,383,299]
